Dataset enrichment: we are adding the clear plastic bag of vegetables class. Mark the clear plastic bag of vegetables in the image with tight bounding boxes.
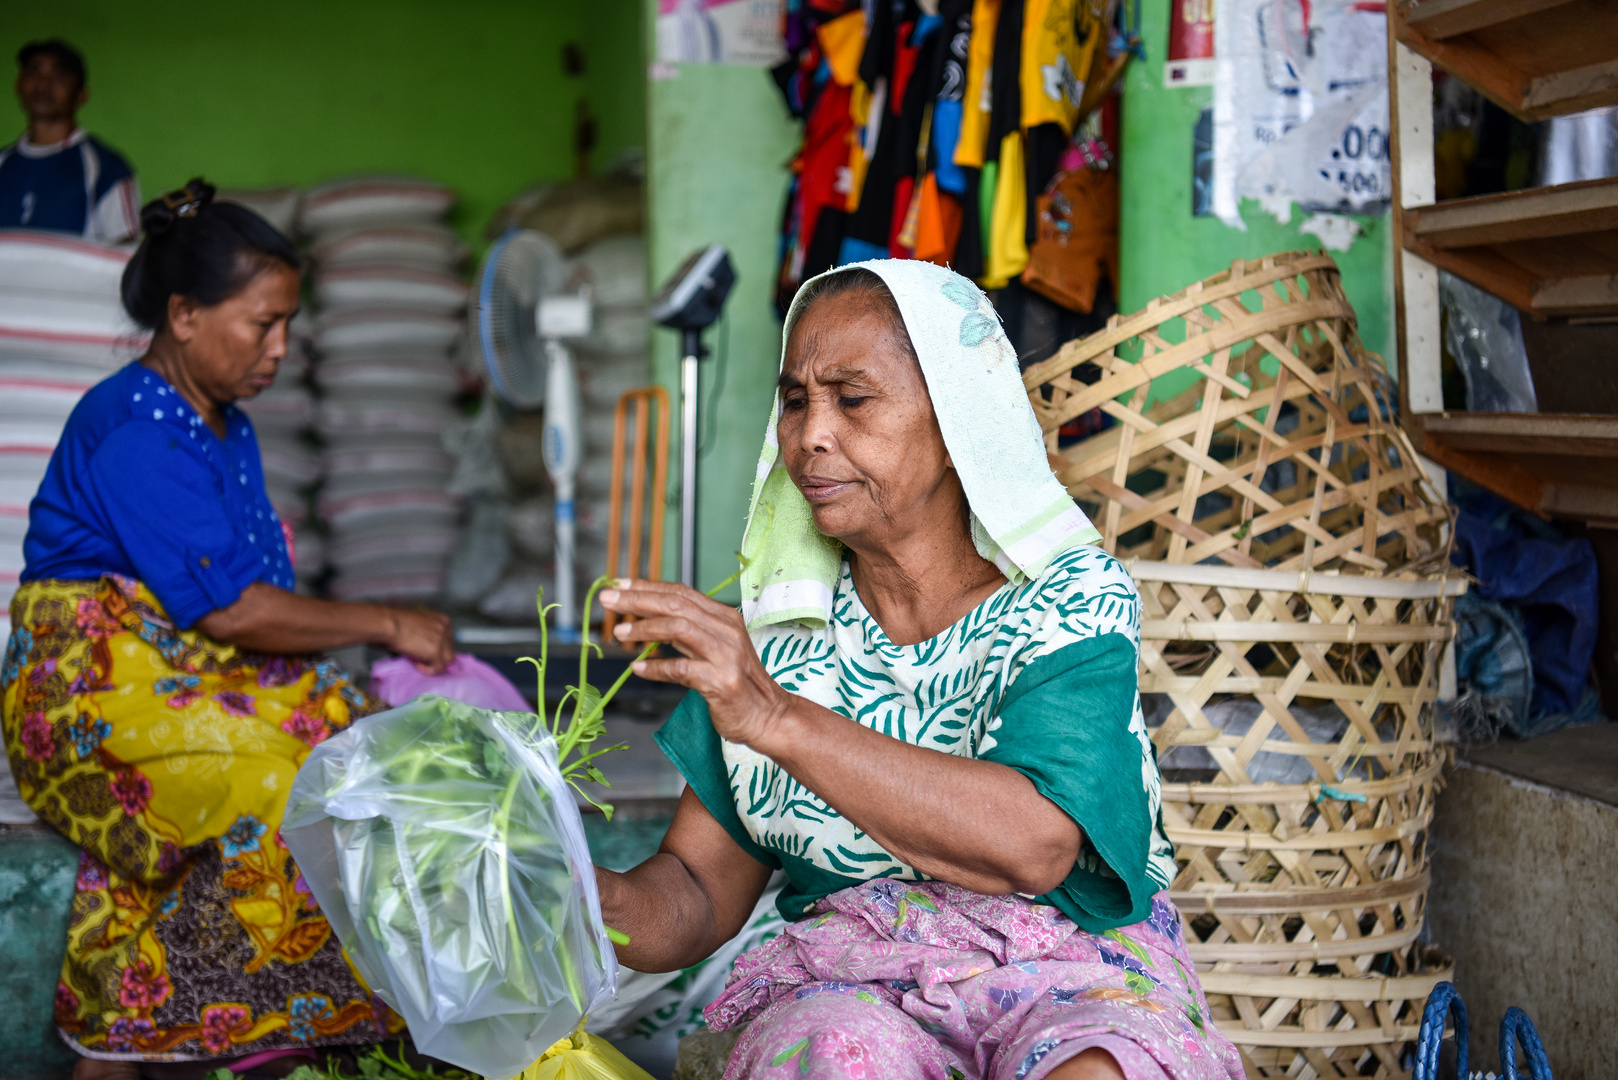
[282,691,619,1079]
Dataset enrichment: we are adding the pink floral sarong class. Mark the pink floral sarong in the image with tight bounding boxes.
[704,881,1243,1080]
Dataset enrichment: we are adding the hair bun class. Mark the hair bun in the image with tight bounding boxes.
[139,178,217,237]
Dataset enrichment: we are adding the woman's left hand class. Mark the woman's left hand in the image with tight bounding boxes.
[598,581,790,748]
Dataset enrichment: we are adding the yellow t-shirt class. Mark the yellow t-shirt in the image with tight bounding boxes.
[984,131,1028,287]
[953,0,1001,169]
[1020,0,1108,134]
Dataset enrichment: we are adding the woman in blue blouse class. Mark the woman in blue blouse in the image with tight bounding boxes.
[2,180,452,1078]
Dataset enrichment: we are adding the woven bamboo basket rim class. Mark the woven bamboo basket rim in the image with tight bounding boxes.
[1149,678,1434,704]
[1166,734,1433,758]
[1162,755,1445,803]
[1048,381,1417,480]
[1218,1024,1425,1049]
[1021,252,1341,390]
[1146,619,1450,644]
[1125,559,1468,600]
[1170,869,1429,916]
[1166,807,1430,852]
[1101,481,1448,571]
[1199,965,1450,1004]
[1189,924,1424,964]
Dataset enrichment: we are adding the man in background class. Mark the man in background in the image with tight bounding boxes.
[0,39,139,243]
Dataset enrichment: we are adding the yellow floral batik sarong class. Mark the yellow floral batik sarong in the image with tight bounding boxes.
[1,576,405,1062]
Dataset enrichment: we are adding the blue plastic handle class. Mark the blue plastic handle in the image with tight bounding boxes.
[1500,1007,1554,1080]
[1414,981,1469,1080]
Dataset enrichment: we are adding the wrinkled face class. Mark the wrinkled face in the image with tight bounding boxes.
[778,289,958,547]
[169,261,300,405]
[15,53,84,124]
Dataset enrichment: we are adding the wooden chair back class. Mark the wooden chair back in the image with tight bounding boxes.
[602,385,670,640]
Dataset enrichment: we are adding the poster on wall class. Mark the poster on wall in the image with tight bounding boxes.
[1165,0,1215,89]
[656,0,787,65]
[1211,0,1390,228]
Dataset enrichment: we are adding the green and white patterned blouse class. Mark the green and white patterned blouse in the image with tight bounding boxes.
[656,544,1176,931]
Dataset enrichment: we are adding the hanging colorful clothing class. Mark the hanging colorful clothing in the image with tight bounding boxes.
[1,576,399,1063]
[771,0,1127,337]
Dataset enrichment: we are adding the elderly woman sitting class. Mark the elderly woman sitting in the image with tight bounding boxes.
[598,262,1242,1080]
[3,181,453,1078]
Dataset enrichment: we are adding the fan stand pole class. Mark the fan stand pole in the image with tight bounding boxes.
[680,328,703,588]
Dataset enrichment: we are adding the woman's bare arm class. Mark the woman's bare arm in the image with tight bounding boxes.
[196,581,454,671]
[596,786,774,972]
[600,582,1083,897]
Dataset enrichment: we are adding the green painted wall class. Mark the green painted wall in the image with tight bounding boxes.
[645,61,798,593]
[1118,0,1394,382]
[1,0,645,246]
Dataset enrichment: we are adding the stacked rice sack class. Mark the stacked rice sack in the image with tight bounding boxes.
[299,177,470,603]
[219,186,300,239]
[0,233,143,639]
[571,235,653,586]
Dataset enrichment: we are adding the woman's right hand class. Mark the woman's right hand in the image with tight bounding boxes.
[599,580,793,749]
[383,607,455,674]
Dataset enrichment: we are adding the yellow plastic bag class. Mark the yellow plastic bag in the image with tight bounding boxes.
[501,1021,656,1080]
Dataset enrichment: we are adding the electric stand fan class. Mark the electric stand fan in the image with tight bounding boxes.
[650,245,735,587]
[474,229,592,640]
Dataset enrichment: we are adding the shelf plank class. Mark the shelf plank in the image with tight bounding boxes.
[1422,412,1618,456]
[1402,0,1575,39]
[1402,177,1618,316]
[1408,178,1618,248]
[1394,0,1618,121]
[1415,412,1618,521]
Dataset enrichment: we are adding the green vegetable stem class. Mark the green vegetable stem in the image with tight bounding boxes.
[515,563,747,820]
[509,563,745,953]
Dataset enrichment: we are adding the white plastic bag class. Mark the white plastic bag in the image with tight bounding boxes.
[283,694,619,1079]
[1439,271,1538,414]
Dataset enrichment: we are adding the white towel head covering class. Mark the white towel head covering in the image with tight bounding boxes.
[738,259,1100,631]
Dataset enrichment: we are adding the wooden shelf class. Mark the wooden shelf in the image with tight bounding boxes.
[1394,0,1618,122]
[1389,5,1618,520]
[1402,176,1618,316]
[1413,412,1618,521]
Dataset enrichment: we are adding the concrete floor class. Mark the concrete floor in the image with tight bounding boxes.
[1426,725,1618,1080]
[0,823,80,1079]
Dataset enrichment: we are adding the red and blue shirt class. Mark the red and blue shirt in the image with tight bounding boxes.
[0,128,139,243]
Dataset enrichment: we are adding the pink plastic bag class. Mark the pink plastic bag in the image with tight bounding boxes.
[370,654,531,712]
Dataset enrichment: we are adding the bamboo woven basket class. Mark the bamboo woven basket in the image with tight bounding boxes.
[1025,252,1462,1078]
